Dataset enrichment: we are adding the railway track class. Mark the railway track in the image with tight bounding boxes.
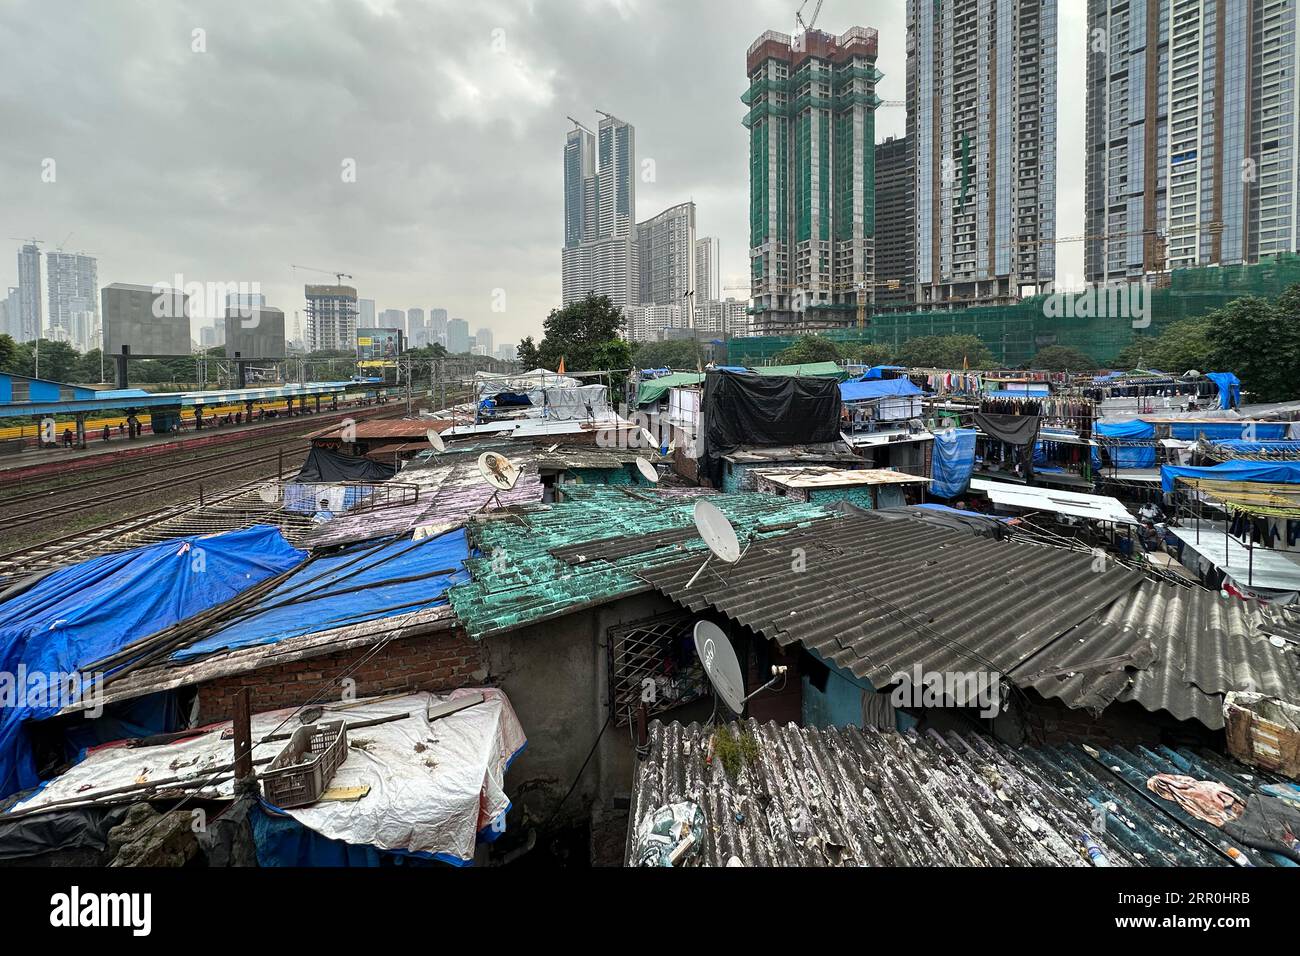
[0,404,417,560]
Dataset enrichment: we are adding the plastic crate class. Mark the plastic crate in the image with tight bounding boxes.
[261,720,349,808]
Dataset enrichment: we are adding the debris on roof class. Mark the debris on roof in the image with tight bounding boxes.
[627,719,1294,867]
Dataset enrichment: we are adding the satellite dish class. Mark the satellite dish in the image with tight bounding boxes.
[426,429,445,452]
[694,500,740,562]
[478,451,520,491]
[635,457,659,484]
[694,621,746,714]
[684,500,743,589]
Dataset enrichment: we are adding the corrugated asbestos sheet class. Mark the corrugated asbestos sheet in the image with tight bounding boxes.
[627,720,1291,867]
[638,511,1142,689]
[448,487,830,639]
[1015,581,1300,730]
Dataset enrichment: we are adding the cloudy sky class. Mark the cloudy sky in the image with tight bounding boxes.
[0,0,1086,347]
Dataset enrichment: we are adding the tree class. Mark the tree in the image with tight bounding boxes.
[840,342,897,366]
[631,339,700,371]
[0,334,17,374]
[516,336,541,368]
[896,334,995,370]
[1112,317,1214,375]
[1030,345,1098,372]
[533,294,628,373]
[775,335,843,365]
[1208,293,1300,402]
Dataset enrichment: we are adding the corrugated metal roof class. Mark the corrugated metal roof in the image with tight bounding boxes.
[627,720,1290,867]
[1016,581,1300,730]
[638,511,1142,689]
[448,488,831,639]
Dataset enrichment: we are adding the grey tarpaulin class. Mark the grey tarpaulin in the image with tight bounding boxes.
[295,447,397,482]
[701,371,842,486]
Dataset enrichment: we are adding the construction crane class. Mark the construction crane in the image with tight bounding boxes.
[796,0,825,31]
[290,264,354,285]
[8,236,43,248]
[567,115,593,133]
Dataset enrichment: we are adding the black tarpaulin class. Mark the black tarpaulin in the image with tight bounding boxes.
[973,412,1040,447]
[701,371,843,486]
[296,447,397,483]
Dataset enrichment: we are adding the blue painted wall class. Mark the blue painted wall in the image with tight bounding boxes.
[802,656,917,732]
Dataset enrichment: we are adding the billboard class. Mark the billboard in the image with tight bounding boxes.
[101,283,191,358]
[224,306,286,360]
[356,327,403,364]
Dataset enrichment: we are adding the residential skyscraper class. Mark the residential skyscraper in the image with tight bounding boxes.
[695,237,721,303]
[379,308,405,331]
[428,308,448,347]
[1085,0,1298,280]
[358,298,377,327]
[45,251,99,347]
[636,201,697,309]
[907,0,1057,306]
[745,26,882,334]
[15,243,42,341]
[561,114,638,310]
[446,318,470,354]
[407,308,425,339]
[475,326,494,357]
[304,284,358,352]
[874,136,915,311]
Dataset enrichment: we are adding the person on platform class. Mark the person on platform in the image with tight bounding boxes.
[62,427,73,448]
[102,424,111,443]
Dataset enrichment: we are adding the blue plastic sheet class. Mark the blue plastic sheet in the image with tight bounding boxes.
[862,365,905,379]
[0,526,304,798]
[1092,420,1156,469]
[1161,460,1300,493]
[840,378,923,401]
[930,428,977,498]
[1165,421,1288,441]
[172,529,470,662]
[1212,440,1300,454]
[1206,371,1241,410]
[251,805,446,867]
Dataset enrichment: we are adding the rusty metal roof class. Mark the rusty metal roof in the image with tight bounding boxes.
[627,719,1290,867]
[638,510,1142,689]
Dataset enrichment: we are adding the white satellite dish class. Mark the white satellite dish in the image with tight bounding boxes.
[426,429,445,452]
[478,451,520,491]
[685,500,743,589]
[694,621,746,714]
[695,500,740,562]
[635,457,659,484]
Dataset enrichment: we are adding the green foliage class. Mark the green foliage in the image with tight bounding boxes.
[896,334,995,370]
[632,339,700,371]
[405,343,449,360]
[516,336,541,368]
[1112,317,1214,375]
[1030,345,1099,372]
[0,334,16,373]
[840,342,897,366]
[533,294,626,373]
[713,725,759,780]
[775,334,843,365]
[1207,294,1300,403]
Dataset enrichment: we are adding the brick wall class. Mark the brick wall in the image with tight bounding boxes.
[195,631,487,724]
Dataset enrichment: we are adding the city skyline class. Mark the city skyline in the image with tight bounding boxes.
[0,0,1093,346]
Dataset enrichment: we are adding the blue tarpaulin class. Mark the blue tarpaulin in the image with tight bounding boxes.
[862,365,905,379]
[0,526,304,798]
[930,428,977,498]
[1206,372,1241,410]
[1212,440,1300,454]
[840,378,924,402]
[1164,421,1289,441]
[1092,420,1156,469]
[1161,460,1300,493]
[172,529,471,662]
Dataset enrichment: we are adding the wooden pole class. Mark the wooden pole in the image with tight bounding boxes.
[233,688,254,785]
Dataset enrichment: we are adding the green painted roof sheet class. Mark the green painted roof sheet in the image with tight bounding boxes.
[448,486,830,639]
[753,362,848,381]
[635,372,705,406]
